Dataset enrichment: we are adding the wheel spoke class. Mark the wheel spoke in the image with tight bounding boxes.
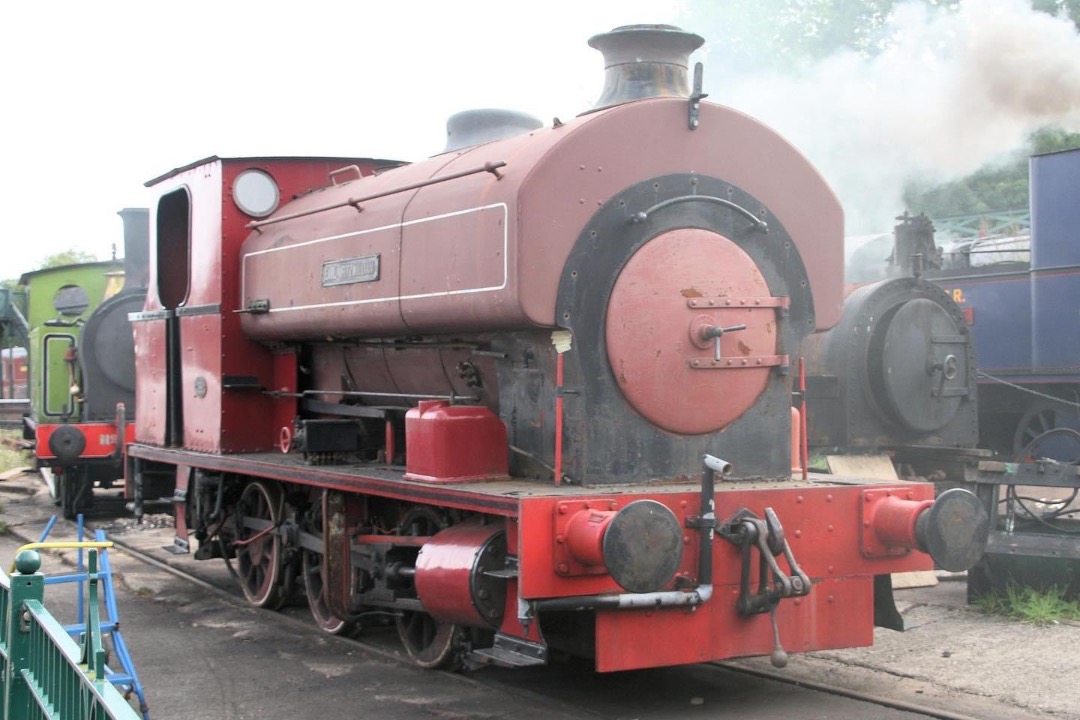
[1014,404,1080,463]
[302,495,355,636]
[235,480,285,609]
[394,507,460,669]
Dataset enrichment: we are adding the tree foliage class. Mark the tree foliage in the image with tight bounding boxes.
[904,128,1080,217]
[1,248,102,290]
[689,0,964,74]
[35,249,100,270]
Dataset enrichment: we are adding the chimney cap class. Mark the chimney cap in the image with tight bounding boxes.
[588,24,704,68]
[586,24,705,112]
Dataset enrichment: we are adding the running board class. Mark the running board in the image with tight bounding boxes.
[469,633,547,668]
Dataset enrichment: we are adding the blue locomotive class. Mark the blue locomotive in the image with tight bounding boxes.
[919,148,1080,462]
[862,148,1080,599]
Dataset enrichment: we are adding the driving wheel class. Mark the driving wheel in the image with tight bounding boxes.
[234,480,286,609]
[395,507,462,669]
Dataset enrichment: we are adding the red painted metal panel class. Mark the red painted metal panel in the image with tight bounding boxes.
[239,159,455,340]
[179,313,222,452]
[179,312,277,453]
[517,99,844,331]
[495,519,545,644]
[132,319,167,445]
[403,401,508,483]
[219,324,276,453]
[397,172,521,333]
[593,576,873,671]
[518,483,935,600]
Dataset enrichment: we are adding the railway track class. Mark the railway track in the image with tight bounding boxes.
[96,530,993,720]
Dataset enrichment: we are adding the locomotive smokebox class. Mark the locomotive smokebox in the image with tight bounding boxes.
[802,276,977,451]
[80,208,150,421]
[588,24,704,110]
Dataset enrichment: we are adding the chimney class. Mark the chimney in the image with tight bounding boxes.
[587,24,704,111]
[443,109,543,153]
[117,207,150,291]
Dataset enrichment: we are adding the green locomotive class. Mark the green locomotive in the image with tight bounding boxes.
[20,208,148,517]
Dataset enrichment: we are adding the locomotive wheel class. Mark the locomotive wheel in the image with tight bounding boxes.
[396,612,461,670]
[302,549,354,635]
[1013,402,1080,463]
[234,480,287,609]
[301,503,356,636]
[395,507,462,670]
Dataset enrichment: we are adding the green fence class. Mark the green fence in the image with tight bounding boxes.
[0,547,139,719]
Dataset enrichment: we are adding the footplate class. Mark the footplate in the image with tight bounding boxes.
[469,633,548,668]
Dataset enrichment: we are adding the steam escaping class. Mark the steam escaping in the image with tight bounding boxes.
[720,0,1080,234]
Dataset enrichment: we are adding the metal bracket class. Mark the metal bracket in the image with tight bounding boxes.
[688,62,708,130]
[689,354,789,370]
[236,299,270,314]
[687,296,790,311]
[719,507,811,616]
[470,632,547,668]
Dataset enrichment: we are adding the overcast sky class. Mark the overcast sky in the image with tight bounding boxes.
[1,0,691,275]
[3,1,1078,277]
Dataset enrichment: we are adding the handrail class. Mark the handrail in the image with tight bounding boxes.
[8,542,113,573]
[246,160,507,230]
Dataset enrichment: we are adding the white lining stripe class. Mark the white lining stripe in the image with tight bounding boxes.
[240,203,509,313]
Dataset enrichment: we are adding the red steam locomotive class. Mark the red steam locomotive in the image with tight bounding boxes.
[126,24,987,672]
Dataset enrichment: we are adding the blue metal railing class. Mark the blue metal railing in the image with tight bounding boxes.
[37,517,149,717]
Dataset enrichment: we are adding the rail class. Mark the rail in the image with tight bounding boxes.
[0,547,140,719]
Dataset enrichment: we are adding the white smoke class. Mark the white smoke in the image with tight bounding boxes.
[719,0,1080,234]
